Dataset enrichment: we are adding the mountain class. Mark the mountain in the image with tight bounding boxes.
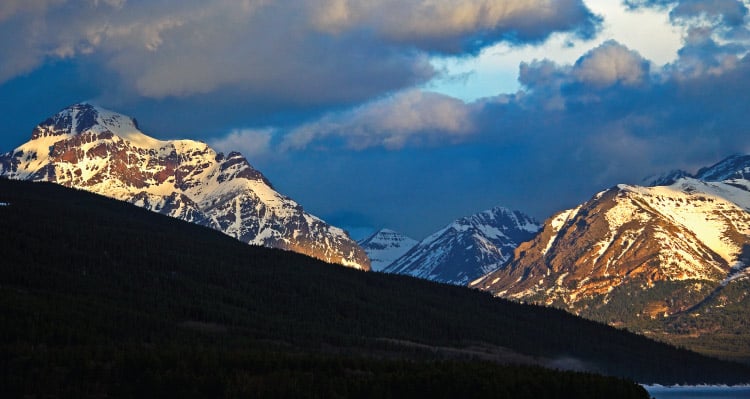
[642,154,750,187]
[473,155,750,361]
[358,229,418,271]
[1,178,747,397]
[384,207,540,285]
[642,169,691,186]
[0,103,369,270]
[696,154,750,183]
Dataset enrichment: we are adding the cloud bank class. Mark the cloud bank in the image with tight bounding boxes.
[0,0,599,104]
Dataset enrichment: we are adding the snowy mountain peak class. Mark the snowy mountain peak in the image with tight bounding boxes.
[31,103,133,139]
[384,207,540,285]
[2,104,369,270]
[474,175,750,320]
[695,154,750,182]
[358,229,418,272]
[643,169,691,187]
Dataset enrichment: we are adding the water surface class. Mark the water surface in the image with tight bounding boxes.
[644,385,750,399]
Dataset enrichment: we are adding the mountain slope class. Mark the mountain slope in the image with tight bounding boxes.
[358,229,418,271]
[384,207,539,285]
[473,161,750,361]
[474,180,750,301]
[1,178,747,391]
[0,103,368,270]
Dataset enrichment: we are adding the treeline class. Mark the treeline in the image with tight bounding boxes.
[2,346,650,399]
[0,178,748,397]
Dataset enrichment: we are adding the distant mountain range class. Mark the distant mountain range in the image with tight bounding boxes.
[0,103,369,270]
[382,208,539,285]
[359,155,750,361]
[2,103,749,362]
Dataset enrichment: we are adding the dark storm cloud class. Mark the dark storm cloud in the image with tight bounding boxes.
[0,0,599,100]
[317,0,602,54]
[481,35,750,180]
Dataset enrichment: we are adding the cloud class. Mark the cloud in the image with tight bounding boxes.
[281,90,475,151]
[670,0,748,27]
[311,0,602,54]
[0,0,64,22]
[572,40,650,87]
[0,0,599,103]
[210,128,274,161]
[277,32,750,221]
[625,0,750,38]
[661,28,743,80]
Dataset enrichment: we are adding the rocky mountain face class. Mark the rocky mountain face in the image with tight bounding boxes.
[0,103,369,270]
[384,207,539,285]
[472,156,750,360]
[358,229,417,272]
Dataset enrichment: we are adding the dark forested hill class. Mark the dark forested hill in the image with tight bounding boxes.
[0,179,747,397]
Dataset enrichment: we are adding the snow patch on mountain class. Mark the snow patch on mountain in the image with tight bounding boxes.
[623,179,750,263]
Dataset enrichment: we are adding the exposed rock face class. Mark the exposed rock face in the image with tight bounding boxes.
[384,207,540,285]
[1,103,369,270]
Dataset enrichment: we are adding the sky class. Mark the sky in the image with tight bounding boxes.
[1,0,750,240]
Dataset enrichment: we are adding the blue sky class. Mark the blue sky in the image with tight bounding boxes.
[1,0,750,240]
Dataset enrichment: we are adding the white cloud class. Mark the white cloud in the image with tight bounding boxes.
[573,40,649,86]
[210,128,274,160]
[282,90,475,151]
[428,0,682,100]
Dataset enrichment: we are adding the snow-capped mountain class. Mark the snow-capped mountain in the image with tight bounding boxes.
[642,154,750,187]
[472,154,750,345]
[695,154,750,185]
[471,162,750,358]
[473,178,750,305]
[0,103,369,270]
[358,229,417,272]
[383,207,540,285]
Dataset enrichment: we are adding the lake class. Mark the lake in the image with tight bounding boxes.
[643,385,750,399]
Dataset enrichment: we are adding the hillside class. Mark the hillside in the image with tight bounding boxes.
[1,179,748,396]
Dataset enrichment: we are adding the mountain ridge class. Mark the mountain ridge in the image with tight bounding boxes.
[384,207,540,285]
[0,103,369,270]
